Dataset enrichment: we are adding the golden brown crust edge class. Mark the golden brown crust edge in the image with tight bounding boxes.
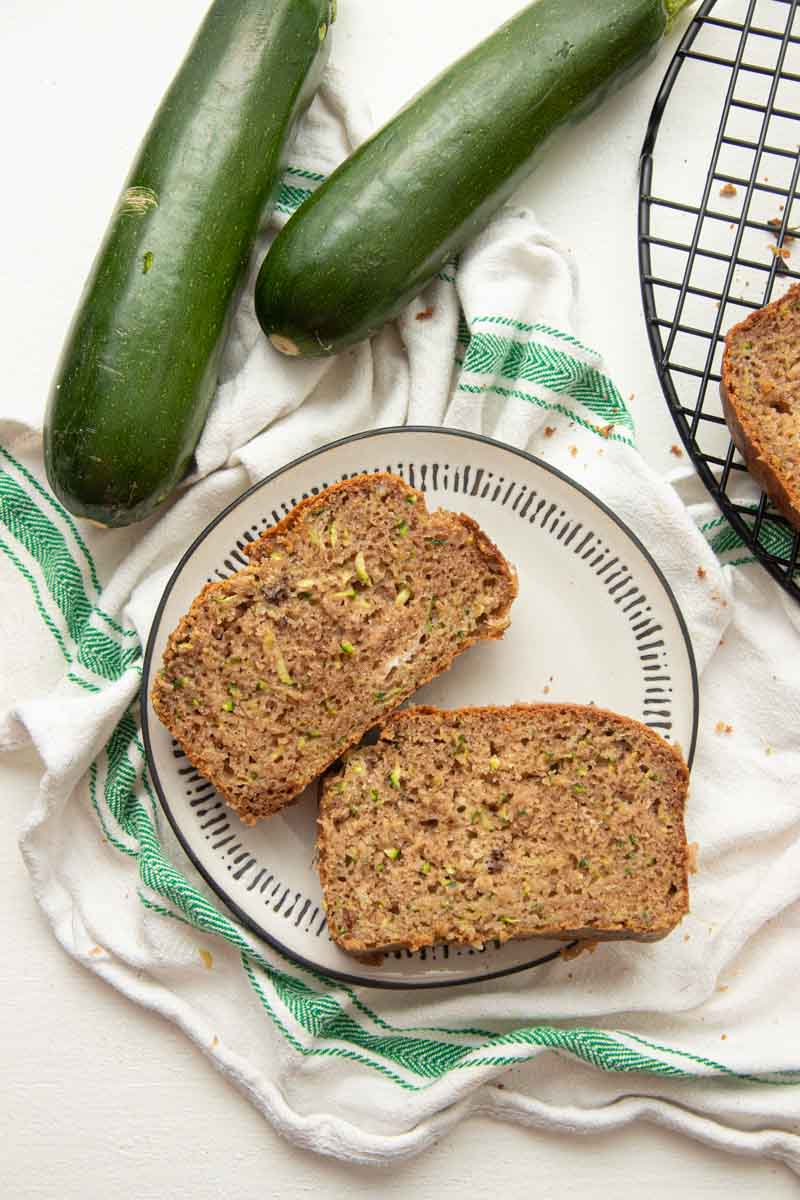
[150,475,518,824]
[378,702,690,779]
[317,703,690,954]
[245,474,519,605]
[720,288,800,532]
[244,474,408,562]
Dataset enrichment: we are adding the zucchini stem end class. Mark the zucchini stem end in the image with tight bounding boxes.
[270,333,301,357]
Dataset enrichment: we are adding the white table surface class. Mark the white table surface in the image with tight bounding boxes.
[1,1,797,1195]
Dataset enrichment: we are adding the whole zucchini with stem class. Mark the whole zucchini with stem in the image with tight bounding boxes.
[45,0,335,527]
[255,0,692,358]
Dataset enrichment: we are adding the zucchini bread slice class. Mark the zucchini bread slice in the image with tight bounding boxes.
[721,282,800,530]
[151,475,517,824]
[318,705,689,955]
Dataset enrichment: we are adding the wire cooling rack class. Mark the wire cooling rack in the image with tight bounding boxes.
[639,0,800,600]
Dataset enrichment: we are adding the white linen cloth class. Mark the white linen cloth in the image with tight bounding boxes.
[2,71,799,1171]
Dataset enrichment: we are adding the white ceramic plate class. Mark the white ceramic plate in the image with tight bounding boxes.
[141,428,698,989]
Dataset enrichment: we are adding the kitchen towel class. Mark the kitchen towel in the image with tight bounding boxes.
[2,69,800,1171]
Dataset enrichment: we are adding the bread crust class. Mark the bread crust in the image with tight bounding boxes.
[151,474,518,824]
[318,703,690,956]
[376,702,690,778]
[720,284,800,531]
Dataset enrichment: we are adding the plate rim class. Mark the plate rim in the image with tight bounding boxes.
[140,425,699,990]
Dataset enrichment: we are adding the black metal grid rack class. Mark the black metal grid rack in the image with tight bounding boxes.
[639,0,800,600]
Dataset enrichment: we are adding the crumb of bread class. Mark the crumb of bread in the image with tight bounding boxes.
[88,945,105,957]
[569,445,578,458]
[199,949,214,969]
[683,933,690,942]
[721,1034,728,1041]
[670,444,683,457]
[718,984,728,992]
[715,721,733,735]
[599,424,615,439]
[211,1036,219,1049]
[768,218,795,240]
[720,183,737,197]
[687,843,699,874]
[770,245,791,260]
[416,306,435,321]
[697,566,706,579]
[544,426,556,437]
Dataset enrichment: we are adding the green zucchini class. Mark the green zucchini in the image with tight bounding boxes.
[255,0,691,358]
[45,0,335,527]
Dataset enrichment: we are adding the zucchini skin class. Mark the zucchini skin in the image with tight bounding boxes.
[45,0,334,527]
[255,0,669,357]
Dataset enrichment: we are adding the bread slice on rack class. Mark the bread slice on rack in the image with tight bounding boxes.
[721,282,800,530]
[318,704,690,956]
[151,474,517,824]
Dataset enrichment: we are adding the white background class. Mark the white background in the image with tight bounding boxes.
[1,1,797,1195]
